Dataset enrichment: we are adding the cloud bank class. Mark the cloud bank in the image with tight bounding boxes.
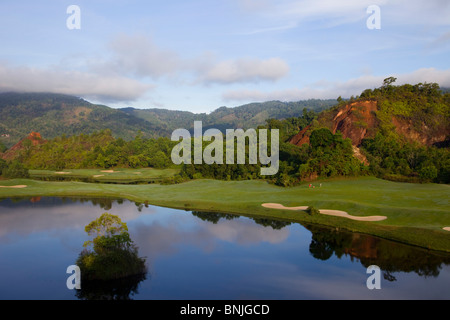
[223,68,450,102]
[0,63,152,102]
[0,33,291,103]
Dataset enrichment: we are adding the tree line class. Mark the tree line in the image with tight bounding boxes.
[1,80,448,184]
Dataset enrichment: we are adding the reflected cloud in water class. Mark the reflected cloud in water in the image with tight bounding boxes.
[132,212,290,262]
[0,197,449,299]
[0,197,154,243]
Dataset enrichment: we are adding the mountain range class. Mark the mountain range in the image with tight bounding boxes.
[0,92,335,147]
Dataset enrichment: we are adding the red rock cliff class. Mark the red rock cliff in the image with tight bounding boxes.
[1,132,45,160]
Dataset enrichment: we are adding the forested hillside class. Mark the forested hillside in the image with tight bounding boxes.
[276,79,450,184]
[0,92,335,148]
[120,99,336,133]
[0,92,170,147]
[180,80,450,185]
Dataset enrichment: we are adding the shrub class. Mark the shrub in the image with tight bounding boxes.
[0,159,7,176]
[419,165,438,182]
[306,206,320,216]
[2,160,29,178]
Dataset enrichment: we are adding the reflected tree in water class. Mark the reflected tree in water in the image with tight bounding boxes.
[75,273,147,300]
[134,201,150,212]
[191,211,239,224]
[191,211,292,230]
[251,217,292,230]
[304,224,450,280]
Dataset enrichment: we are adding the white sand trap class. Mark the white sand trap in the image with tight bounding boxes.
[262,203,387,222]
[55,172,71,174]
[0,185,27,188]
[101,170,118,173]
[443,227,450,232]
[262,203,308,210]
[93,175,104,178]
[318,209,387,221]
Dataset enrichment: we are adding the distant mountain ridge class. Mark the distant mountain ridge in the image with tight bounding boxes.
[0,92,336,147]
[0,92,170,147]
[120,99,336,133]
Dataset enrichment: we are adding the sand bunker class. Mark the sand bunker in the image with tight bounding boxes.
[262,203,387,222]
[93,175,105,178]
[0,185,27,188]
[262,203,308,211]
[54,172,71,174]
[443,227,450,232]
[101,170,118,173]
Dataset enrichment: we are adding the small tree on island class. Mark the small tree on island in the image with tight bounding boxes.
[76,213,146,281]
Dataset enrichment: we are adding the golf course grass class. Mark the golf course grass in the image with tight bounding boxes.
[0,176,449,252]
[29,168,179,184]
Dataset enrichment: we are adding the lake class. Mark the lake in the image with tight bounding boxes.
[0,197,449,300]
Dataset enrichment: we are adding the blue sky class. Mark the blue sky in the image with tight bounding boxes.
[0,0,449,113]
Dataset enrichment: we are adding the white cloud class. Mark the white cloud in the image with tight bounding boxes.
[0,30,292,105]
[201,57,289,84]
[106,34,181,79]
[0,63,152,103]
[93,34,290,85]
[395,68,450,87]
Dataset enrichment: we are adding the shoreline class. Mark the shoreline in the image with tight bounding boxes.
[0,177,449,253]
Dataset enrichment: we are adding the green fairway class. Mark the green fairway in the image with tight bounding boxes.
[0,176,449,252]
[29,168,179,184]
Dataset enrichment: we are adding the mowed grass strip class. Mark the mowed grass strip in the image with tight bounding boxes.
[0,177,449,252]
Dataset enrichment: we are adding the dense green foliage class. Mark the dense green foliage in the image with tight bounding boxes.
[76,213,146,281]
[176,111,366,186]
[263,108,317,141]
[306,206,320,216]
[360,80,449,135]
[19,130,176,171]
[0,141,6,153]
[0,160,29,178]
[361,132,449,183]
[272,129,367,186]
[357,79,450,183]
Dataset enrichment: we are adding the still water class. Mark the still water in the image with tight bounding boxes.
[0,197,449,300]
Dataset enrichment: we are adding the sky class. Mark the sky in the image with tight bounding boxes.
[0,0,449,113]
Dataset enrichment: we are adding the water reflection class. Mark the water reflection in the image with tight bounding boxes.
[75,273,147,300]
[0,197,449,299]
[1,197,449,279]
[192,211,292,230]
[190,211,450,279]
[304,224,450,279]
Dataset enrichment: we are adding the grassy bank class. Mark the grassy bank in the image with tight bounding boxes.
[0,176,449,252]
